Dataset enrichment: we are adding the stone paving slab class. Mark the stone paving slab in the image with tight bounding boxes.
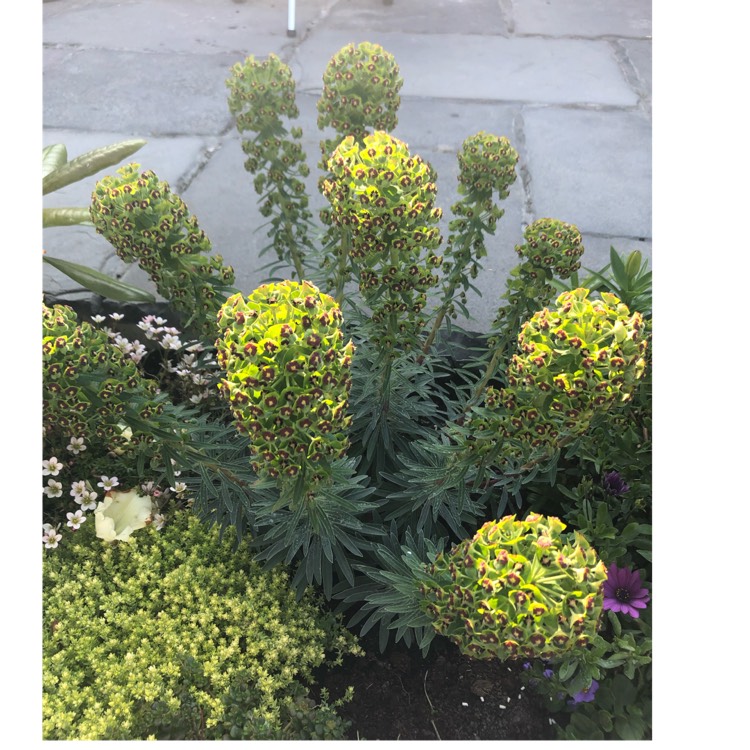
[43,0,330,52]
[43,48,239,135]
[325,0,510,35]
[522,107,652,238]
[389,98,520,155]
[510,0,652,39]
[292,29,639,106]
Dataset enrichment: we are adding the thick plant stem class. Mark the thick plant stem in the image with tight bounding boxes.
[283,211,306,281]
[333,228,352,306]
[461,327,515,416]
[420,231,476,359]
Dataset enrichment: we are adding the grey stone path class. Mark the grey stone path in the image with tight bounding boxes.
[43,0,652,331]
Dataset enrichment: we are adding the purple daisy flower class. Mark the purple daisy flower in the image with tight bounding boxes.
[603,564,650,618]
[568,679,599,705]
[603,470,630,496]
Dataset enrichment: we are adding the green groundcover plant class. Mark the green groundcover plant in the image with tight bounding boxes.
[43,509,360,740]
[42,41,652,741]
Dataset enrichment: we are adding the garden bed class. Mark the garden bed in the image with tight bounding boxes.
[313,630,561,740]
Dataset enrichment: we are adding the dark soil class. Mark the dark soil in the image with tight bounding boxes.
[314,631,565,741]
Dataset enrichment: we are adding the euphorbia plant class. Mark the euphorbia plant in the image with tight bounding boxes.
[42,39,652,741]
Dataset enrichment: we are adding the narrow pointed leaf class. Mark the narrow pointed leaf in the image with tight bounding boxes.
[43,207,93,228]
[42,138,147,195]
[42,144,68,179]
[42,255,156,302]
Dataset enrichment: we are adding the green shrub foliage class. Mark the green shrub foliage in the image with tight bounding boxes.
[42,510,361,740]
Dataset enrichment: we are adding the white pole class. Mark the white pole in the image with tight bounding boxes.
[287,0,296,37]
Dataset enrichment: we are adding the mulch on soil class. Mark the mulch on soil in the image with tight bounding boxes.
[315,632,564,741]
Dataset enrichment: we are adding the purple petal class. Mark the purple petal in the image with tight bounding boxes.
[633,588,650,600]
[623,606,641,618]
[630,598,649,609]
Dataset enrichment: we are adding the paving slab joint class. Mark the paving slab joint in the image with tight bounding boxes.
[512,109,534,227]
[610,40,651,116]
[497,0,516,35]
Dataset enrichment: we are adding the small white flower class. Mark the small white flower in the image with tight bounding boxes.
[70,480,87,498]
[66,510,86,530]
[109,312,125,321]
[43,527,63,549]
[43,479,63,498]
[152,513,166,531]
[91,314,106,324]
[141,481,155,494]
[78,490,99,511]
[153,316,167,326]
[170,459,181,477]
[97,476,119,491]
[130,343,147,363]
[171,482,188,494]
[66,437,87,455]
[42,523,56,534]
[161,333,182,350]
[42,457,64,476]
[189,393,205,404]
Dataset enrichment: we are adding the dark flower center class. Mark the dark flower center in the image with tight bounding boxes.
[615,587,632,603]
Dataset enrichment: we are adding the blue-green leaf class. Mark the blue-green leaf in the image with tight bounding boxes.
[43,255,156,302]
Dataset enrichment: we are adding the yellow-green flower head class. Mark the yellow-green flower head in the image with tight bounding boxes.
[420,513,607,661]
[94,489,153,543]
[499,288,647,449]
[90,165,234,337]
[322,132,443,346]
[515,218,584,280]
[42,303,160,467]
[227,53,299,135]
[317,42,403,154]
[456,132,519,201]
[215,281,355,480]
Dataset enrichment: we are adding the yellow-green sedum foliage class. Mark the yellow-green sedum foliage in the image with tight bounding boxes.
[42,510,361,740]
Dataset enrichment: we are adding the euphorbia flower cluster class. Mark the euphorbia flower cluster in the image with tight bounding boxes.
[216,281,354,482]
[464,288,648,465]
[323,131,443,348]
